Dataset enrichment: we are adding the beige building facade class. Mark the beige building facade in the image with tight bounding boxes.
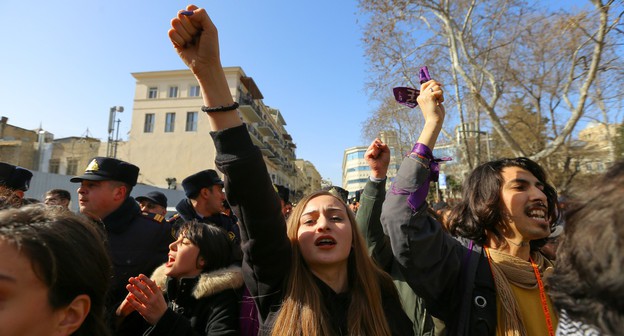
[576,122,620,174]
[0,117,38,169]
[124,67,309,197]
[294,159,322,198]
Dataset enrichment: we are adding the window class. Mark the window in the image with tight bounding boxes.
[189,85,200,97]
[186,112,198,132]
[48,159,60,174]
[346,166,370,173]
[144,113,154,133]
[66,158,78,176]
[346,151,365,161]
[165,113,176,132]
[148,87,158,99]
[347,178,369,184]
[168,86,178,98]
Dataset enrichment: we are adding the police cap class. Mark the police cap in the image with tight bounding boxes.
[70,157,139,186]
[0,162,33,191]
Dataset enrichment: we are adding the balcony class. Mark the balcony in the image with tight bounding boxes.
[238,96,262,123]
[254,121,273,136]
[246,124,264,147]
[263,135,279,145]
[260,145,276,157]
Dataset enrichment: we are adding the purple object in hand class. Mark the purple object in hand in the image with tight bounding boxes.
[181,10,194,16]
[393,66,432,107]
[419,66,431,84]
[393,87,420,108]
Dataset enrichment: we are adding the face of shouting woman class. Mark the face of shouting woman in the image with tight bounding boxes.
[165,233,203,278]
[296,195,353,273]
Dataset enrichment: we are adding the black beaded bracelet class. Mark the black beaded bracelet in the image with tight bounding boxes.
[201,102,239,113]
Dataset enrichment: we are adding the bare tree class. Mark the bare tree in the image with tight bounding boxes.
[359,0,622,186]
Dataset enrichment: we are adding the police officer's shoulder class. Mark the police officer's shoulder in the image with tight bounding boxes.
[166,213,182,223]
[141,211,165,223]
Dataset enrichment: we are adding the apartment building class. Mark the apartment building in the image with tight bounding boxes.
[294,159,322,198]
[126,67,308,198]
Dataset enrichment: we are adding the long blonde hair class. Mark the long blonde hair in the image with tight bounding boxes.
[270,191,396,336]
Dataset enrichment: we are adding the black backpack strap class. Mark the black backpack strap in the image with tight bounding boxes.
[470,249,497,335]
[455,240,480,335]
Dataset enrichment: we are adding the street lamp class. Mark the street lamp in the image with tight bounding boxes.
[456,126,492,162]
[107,106,124,158]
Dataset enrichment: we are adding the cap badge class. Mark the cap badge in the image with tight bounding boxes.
[86,159,99,172]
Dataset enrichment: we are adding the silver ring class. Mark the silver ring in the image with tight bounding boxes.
[430,88,434,92]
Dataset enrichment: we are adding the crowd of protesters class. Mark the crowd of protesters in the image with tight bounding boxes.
[0,5,621,336]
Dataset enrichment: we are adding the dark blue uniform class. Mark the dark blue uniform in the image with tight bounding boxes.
[103,196,174,308]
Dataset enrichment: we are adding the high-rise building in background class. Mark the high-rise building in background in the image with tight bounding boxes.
[342,130,402,200]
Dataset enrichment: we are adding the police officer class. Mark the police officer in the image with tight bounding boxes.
[70,157,173,332]
[169,169,240,245]
[136,190,168,219]
[0,162,33,209]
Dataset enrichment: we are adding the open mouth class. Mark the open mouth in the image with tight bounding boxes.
[166,255,175,267]
[314,236,337,247]
[526,207,548,224]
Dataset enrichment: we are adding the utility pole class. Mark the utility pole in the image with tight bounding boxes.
[107,106,124,157]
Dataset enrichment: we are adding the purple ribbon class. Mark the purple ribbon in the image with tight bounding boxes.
[390,142,452,211]
[419,66,431,84]
[392,66,432,108]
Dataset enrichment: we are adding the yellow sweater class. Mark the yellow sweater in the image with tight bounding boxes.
[495,283,559,335]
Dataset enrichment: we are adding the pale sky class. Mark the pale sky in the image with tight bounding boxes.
[0,0,374,185]
[0,0,594,185]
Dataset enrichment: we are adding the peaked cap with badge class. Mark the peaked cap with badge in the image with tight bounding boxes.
[70,157,139,186]
[0,162,33,191]
[181,169,224,198]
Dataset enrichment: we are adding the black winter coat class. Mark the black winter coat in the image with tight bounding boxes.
[104,197,174,309]
[144,264,244,336]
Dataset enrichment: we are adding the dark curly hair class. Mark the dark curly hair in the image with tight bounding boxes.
[448,157,559,248]
[546,161,624,334]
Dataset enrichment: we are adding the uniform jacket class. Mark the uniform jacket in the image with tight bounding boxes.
[103,196,174,309]
[144,264,244,336]
[172,198,241,246]
[381,154,498,336]
[356,178,438,336]
[211,124,413,336]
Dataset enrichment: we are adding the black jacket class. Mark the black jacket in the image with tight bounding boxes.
[172,198,241,246]
[381,154,499,335]
[104,197,174,309]
[211,124,413,336]
[145,264,244,336]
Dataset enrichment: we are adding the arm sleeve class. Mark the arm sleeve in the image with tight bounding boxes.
[355,178,394,269]
[381,154,465,320]
[210,124,291,321]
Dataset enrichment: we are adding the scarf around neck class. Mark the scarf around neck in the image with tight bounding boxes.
[487,248,554,336]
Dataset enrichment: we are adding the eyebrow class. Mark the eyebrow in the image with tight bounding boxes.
[302,207,344,216]
[507,178,544,187]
